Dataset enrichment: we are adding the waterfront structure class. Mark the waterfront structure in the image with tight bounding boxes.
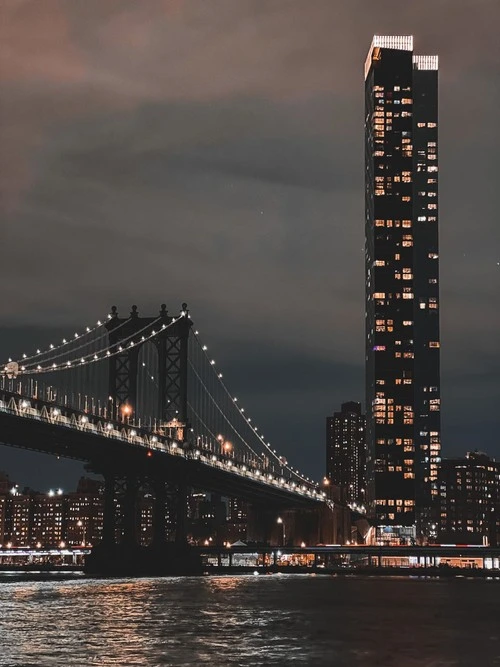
[326,402,367,507]
[439,451,500,546]
[365,36,440,543]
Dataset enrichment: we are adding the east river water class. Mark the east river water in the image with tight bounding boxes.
[0,574,499,666]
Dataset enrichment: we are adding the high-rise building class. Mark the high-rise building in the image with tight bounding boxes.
[326,402,367,507]
[364,36,441,543]
[439,452,500,546]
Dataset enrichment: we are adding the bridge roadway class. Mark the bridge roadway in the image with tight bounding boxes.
[0,390,323,509]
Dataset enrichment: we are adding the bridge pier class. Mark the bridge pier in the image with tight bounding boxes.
[85,470,201,576]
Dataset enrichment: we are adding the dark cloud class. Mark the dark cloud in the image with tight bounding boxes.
[0,0,499,486]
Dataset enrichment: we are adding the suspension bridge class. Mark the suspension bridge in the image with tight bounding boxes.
[0,303,345,574]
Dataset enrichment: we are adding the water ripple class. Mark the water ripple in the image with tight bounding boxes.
[0,575,499,666]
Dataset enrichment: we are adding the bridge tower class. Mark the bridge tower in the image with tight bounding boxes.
[105,303,192,431]
[91,303,194,573]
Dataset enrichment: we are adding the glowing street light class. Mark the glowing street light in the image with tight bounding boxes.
[217,435,233,457]
[120,403,132,423]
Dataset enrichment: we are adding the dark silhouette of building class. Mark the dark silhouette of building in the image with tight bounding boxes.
[0,473,253,549]
[225,497,248,543]
[439,451,500,546]
[326,402,367,508]
[365,36,441,543]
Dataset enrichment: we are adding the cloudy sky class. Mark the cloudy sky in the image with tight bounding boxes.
[1,0,499,490]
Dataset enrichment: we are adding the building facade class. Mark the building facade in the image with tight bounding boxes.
[326,402,366,508]
[439,452,500,546]
[0,477,104,548]
[365,36,441,543]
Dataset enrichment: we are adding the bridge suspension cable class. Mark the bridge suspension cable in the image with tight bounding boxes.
[2,315,181,377]
[187,330,317,487]
[1,316,111,369]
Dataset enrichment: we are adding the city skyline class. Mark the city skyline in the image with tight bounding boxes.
[1,2,499,490]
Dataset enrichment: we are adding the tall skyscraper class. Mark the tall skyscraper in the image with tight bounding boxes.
[364,36,441,543]
[326,402,367,508]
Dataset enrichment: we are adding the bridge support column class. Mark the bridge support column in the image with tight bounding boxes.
[102,472,116,546]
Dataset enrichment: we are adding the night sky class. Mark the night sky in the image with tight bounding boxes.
[1,0,499,492]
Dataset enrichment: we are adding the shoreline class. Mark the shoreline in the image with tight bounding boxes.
[1,565,500,580]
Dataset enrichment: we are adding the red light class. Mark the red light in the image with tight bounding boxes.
[147,451,153,457]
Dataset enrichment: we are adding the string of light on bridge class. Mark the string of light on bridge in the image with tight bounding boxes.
[2,317,110,369]
[186,360,264,463]
[138,330,317,488]
[2,315,181,377]
[137,351,272,468]
[191,330,319,488]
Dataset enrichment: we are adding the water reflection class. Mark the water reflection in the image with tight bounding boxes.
[0,575,499,666]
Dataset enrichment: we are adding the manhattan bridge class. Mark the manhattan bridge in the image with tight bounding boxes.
[0,303,347,574]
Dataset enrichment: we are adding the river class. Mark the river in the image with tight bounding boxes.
[0,574,499,666]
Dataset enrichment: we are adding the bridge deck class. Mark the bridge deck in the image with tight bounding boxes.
[0,392,323,509]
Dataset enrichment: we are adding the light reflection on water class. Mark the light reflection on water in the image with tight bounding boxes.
[0,574,499,666]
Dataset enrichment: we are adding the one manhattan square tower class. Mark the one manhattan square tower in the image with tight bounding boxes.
[364,36,441,544]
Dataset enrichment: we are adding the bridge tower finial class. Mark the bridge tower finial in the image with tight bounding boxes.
[130,305,138,318]
[110,305,118,318]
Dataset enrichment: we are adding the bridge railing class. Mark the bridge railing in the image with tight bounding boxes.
[0,390,325,502]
